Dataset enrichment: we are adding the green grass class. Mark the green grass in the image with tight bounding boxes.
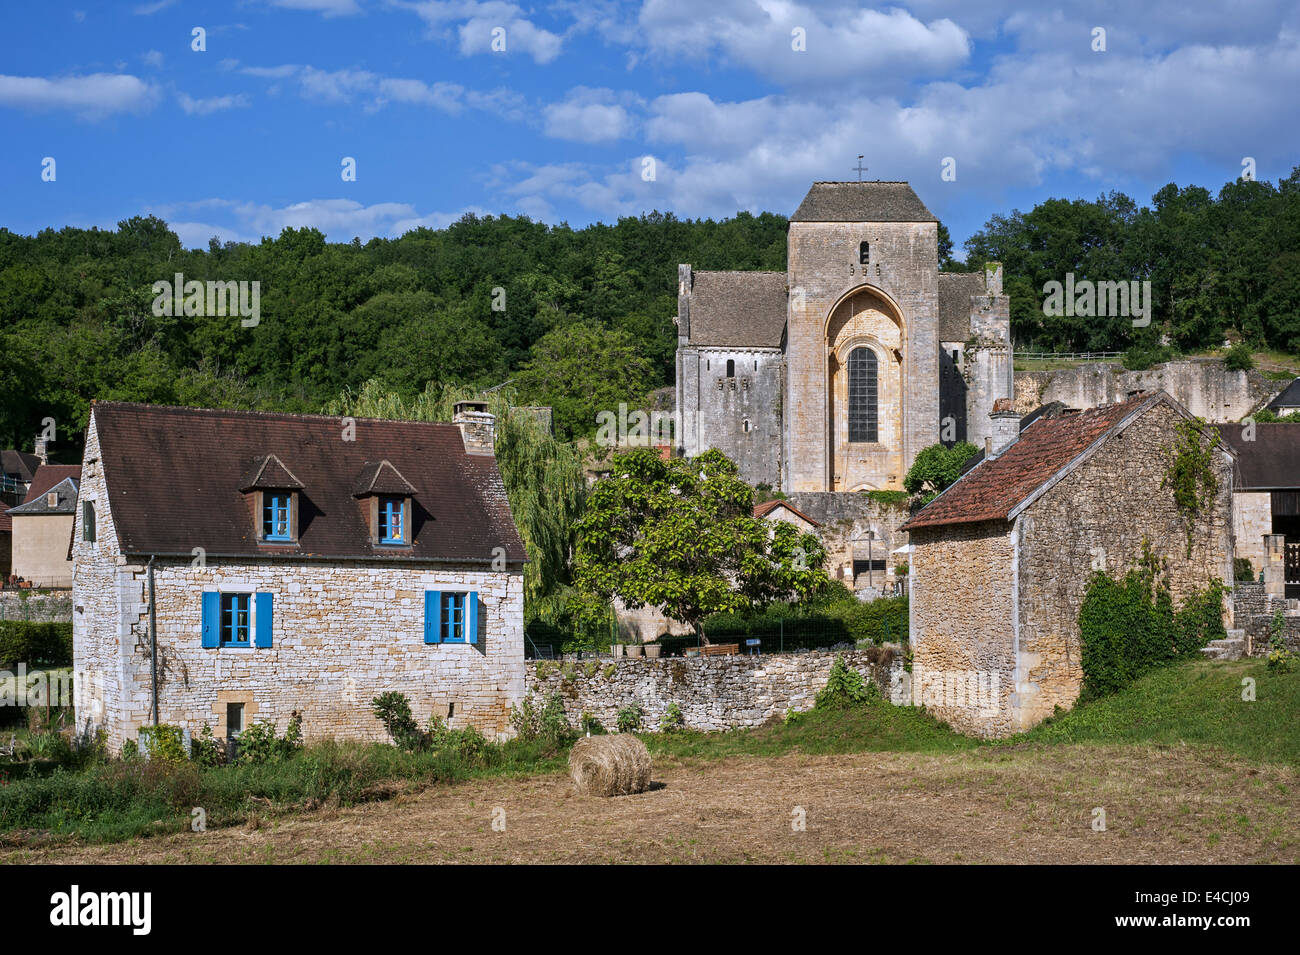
[3,658,1296,846]
[1016,658,1299,764]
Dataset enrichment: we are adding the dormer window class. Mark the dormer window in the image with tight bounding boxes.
[379,495,407,544]
[353,460,418,548]
[263,494,293,541]
[239,453,305,546]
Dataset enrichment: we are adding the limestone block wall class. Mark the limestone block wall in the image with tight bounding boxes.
[786,221,939,492]
[909,520,1017,737]
[1015,402,1234,729]
[1234,583,1300,654]
[524,648,903,731]
[1233,492,1272,576]
[1014,360,1283,423]
[783,493,910,585]
[682,346,784,488]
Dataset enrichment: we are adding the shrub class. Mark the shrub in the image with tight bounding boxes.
[579,710,605,735]
[1267,609,1295,672]
[815,656,871,709]
[191,724,224,768]
[371,692,424,751]
[1234,558,1257,582]
[0,622,73,668]
[510,692,573,746]
[236,713,303,765]
[660,702,685,733]
[1121,344,1175,371]
[866,489,909,507]
[137,724,187,763]
[1079,549,1224,699]
[1223,341,1255,371]
[903,442,980,504]
[616,703,644,734]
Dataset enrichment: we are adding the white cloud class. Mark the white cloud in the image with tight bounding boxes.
[0,73,160,117]
[177,92,251,115]
[405,1,565,63]
[152,197,484,247]
[142,50,164,68]
[265,0,362,16]
[543,87,634,142]
[133,0,176,14]
[637,0,970,87]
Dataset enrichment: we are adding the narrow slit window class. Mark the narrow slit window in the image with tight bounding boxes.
[847,346,879,443]
[82,501,96,542]
[726,359,735,378]
[859,241,870,265]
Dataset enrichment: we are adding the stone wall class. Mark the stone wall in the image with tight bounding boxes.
[72,415,526,751]
[909,520,1017,737]
[0,590,73,622]
[1234,582,1300,655]
[784,492,910,586]
[678,345,784,489]
[1015,400,1235,730]
[1014,359,1283,423]
[524,648,904,731]
[1233,492,1272,576]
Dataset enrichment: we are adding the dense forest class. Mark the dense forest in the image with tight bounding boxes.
[1,166,1298,455]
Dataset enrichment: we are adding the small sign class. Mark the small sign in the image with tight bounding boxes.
[745,639,761,646]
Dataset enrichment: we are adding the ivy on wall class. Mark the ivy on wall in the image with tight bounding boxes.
[1162,417,1219,557]
[1078,541,1225,700]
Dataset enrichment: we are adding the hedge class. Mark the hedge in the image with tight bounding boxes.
[0,621,74,668]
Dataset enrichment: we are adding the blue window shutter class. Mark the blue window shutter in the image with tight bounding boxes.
[467,591,479,644]
[425,590,442,644]
[201,591,220,648]
[255,592,273,647]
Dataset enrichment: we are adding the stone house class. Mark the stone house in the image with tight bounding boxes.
[902,391,1234,737]
[6,464,81,588]
[753,499,821,534]
[1265,377,1300,416]
[1212,422,1300,598]
[73,401,527,751]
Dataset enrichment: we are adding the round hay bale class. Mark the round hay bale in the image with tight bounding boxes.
[568,734,652,796]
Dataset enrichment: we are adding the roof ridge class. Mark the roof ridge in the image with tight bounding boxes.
[92,400,463,431]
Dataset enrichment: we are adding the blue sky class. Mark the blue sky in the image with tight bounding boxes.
[3,1,1299,255]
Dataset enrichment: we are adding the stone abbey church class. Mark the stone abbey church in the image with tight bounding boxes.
[675,181,1012,493]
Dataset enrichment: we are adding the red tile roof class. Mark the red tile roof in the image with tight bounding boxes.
[753,498,821,527]
[902,394,1160,531]
[90,402,526,564]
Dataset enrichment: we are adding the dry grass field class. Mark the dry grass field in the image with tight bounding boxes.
[4,742,1297,865]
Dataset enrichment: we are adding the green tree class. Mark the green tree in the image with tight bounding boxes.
[573,448,828,638]
[514,322,654,440]
[904,441,980,504]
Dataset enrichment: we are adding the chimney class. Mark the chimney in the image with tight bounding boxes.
[453,400,496,456]
[34,434,48,465]
[988,397,1020,457]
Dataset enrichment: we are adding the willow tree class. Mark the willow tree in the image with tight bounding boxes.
[326,379,586,604]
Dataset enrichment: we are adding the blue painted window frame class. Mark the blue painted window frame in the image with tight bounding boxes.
[441,592,465,643]
[263,494,292,541]
[221,593,252,647]
[379,496,406,544]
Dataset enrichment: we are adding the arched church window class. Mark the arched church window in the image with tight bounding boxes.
[859,241,870,265]
[726,359,735,378]
[847,347,879,443]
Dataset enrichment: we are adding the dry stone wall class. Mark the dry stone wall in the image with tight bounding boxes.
[0,590,72,623]
[524,649,905,732]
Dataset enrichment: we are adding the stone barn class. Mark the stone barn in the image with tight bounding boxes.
[902,391,1234,737]
[73,401,527,751]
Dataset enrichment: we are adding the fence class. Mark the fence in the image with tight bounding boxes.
[1014,351,1123,362]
